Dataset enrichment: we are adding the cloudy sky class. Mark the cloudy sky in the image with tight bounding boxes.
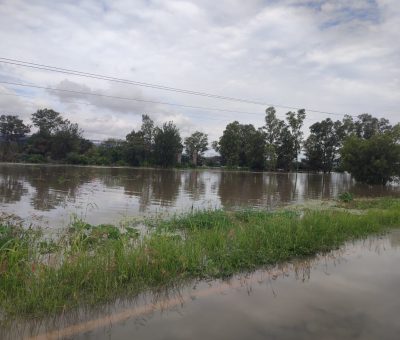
[0,0,399,144]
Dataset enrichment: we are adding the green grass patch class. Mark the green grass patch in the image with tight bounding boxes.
[337,196,400,210]
[1,197,400,319]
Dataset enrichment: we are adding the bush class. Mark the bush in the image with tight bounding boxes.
[23,154,47,163]
[341,134,400,185]
[338,192,353,203]
[65,152,89,165]
[115,160,128,166]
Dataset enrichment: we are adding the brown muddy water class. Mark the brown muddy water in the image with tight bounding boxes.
[0,163,399,228]
[2,230,400,339]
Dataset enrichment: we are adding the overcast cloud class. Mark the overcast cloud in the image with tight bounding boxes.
[0,0,399,142]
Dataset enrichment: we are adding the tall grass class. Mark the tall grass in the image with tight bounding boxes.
[1,198,400,318]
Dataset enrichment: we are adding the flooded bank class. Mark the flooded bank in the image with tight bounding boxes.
[1,163,399,227]
[2,230,400,340]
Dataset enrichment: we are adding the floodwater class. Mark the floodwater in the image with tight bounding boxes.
[0,163,399,227]
[2,230,400,339]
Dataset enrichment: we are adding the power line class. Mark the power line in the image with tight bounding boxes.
[0,57,346,116]
[0,91,91,107]
[0,80,268,117]
[0,91,334,125]
[0,91,242,122]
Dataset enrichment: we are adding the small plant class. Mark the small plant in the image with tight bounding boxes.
[338,192,354,203]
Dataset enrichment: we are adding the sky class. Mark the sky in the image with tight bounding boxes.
[0,0,399,145]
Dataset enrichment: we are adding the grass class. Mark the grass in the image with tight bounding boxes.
[1,197,400,319]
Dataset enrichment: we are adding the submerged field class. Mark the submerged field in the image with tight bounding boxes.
[1,197,400,319]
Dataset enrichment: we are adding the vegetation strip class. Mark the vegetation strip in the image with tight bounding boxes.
[1,197,400,319]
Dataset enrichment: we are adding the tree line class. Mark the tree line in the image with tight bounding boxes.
[214,108,400,184]
[0,109,208,168]
[1,107,399,185]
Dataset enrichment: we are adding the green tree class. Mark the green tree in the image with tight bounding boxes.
[391,123,400,141]
[29,109,87,160]
[216,122,267,170]
[29,109,67,157]
[354,113,391,139]
[184,131,208,166]
[238,124,257,166]
[341,114,356,137]
[125,115,156,166]
[140,114,155,162]
[125,129,145,166]
[95,139,126,165]
[286,109,306,169]
[304,118,343,173]
[275,125,296,171]
[246,128,267,170]
[0,115,31,141]
[217,121,242,166]
[50,120,83,160]
[153,122,183,167]
[0,115,31,161]
[31,109,65,135]
[341,133,400,185]
[264,107,284,170]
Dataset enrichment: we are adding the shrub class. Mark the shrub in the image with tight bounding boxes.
[338,192,353,203]
[23,154,47,163]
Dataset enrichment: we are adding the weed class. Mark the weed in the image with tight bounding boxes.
[1,197,400,319]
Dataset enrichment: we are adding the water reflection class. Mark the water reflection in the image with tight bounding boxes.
[182,171,206,201]
[26,167,95,211]
[0,166,27,204]
[0,164,399,226]
[121,169,182,211]
[150,171,181,206]
[216,171,299,208]
[2,231,400,340]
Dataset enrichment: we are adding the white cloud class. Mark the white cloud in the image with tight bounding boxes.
[0,0,398,144]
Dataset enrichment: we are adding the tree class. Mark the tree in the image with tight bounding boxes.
[125,115,156,165]
[125,129,145,166]
[304,118,343,173]
[341,133,400,185]
[211,140,220,153]
[153,122,183,167]
[95,139,126,165]
[216,121,267,170]
[262,108,307,171]
[31,109,66,135]
[50,120,83,160]
[264,107,284,170]
[0,115,31,141]
[238,124,257,166]
[286,109,306,169]
[0,115,31,161]
[391,123,400,142]
[28,109,87,160]
[141,114,155,162]
[246,128,267,170]
[275,125,296,171]
[217,121,242,166]
[354,113,392,139]
[29,109,67,157]
[184,131,208,166]
[341,114,356,137]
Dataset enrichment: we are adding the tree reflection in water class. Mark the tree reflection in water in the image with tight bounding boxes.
[0,165,399,224]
